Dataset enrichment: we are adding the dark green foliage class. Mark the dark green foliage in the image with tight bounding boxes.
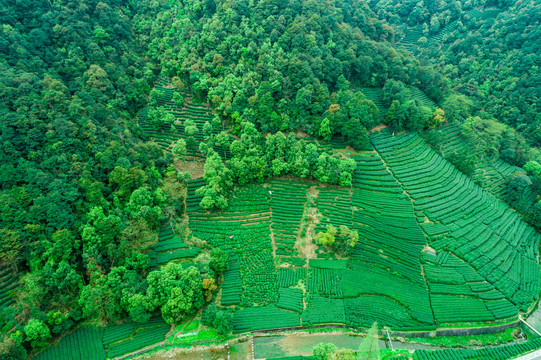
[212,310,233,336]
[506,174,532,209]
[391,0,541,145]
[202,304,233,335]
[3,0,541,354]
[135,0,447,138]
[0,336,27,360]
[0,0,191,353]
[446,149,476,177]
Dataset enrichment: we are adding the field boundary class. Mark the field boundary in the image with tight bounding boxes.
[246,319,520,338]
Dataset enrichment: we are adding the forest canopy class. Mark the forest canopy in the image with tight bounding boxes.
[1,0,540,358]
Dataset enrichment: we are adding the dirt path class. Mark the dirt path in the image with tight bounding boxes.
[295,186,320,262]
[369,124,388,133]
[268,196,277,259]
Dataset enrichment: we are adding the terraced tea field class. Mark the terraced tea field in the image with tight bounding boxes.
[438,122,534,206]
[0,264,17,310]
[138,77,231,161]
[32,77,541,360]
[35,318,170,360]
[416,8,502,52]
[360,87,387,119]
[397,27,423,52]
[183,128,540,334]
[372,130,540,318]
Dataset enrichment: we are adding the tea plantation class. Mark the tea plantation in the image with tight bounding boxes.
[34,318,169,360]
[181,129,540,334]
[31,86,541,360]
[136,83,540,333]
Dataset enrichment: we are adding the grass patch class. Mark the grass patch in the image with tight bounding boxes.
[407,328,515,347]
[381,349,411,359]
[183,320,200,332]
[172,329,224,346]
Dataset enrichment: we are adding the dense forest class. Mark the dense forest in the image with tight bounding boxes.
[0,0,540,358]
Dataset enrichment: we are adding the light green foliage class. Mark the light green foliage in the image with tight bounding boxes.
[524,161,541,176]
[0,229,23,272]
[202,121,213,140]
[316,224,337,246]
[319,118,332,141]
[79,266,142,322]
[313,342,337,360]
[209,248,229,273]
[336,348,356,360]
[339,225,359,249]
[0,336,27,360]
[382,79,407,107]
[24,319,51,350]
[429,108,445,129]
[184,119,199,137]
[149,89,163,107]
[148,106,174,130]
[358,322,380,360]
[125,187,167,227]
[127,294,151,323]
[342,117,369,150]
[213,310,233,335]
[172,139,187,161]
[442,94,472,122]
[172,91,184,106]
[196,150,233,209]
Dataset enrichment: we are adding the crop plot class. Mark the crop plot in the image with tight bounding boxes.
[182,127,540,334]
[372,129,540,320]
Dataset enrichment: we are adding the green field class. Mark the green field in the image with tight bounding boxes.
[31,76,541,360]
[414,338,541,360]
[113,80,541,358]
[438,122,532,204]
[0,264,17,310]
[35,318,170,360]
[181,128,541,334]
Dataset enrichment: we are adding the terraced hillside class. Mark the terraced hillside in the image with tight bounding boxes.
[360,86,435,123]
[418,8,502,51]
[396,27,423,52]
[360,88,387,119]
[138,77,231,161]
[35,318,170,360]
[34,94,541,360]
[182,130,541,333]
[409,86,436,109]
[438,122,532,204]
[147,223,201,267]
[188,163,436,332]
[372,130,540,317]
[0,264,17,310]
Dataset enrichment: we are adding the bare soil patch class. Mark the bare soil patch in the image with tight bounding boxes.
[176,159,205,179]
[369,123,388,133]
[135,346,228,360]
[296,186,320,260]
